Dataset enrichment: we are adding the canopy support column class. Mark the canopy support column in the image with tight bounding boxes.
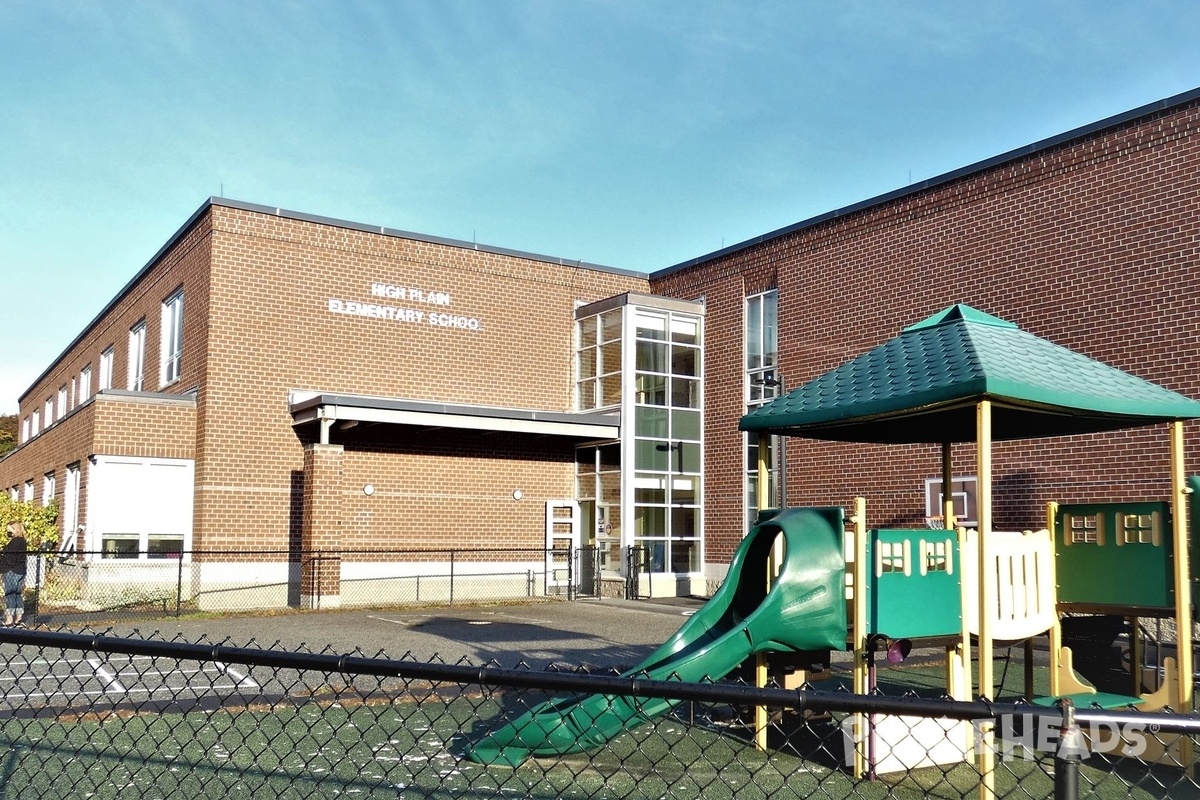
[1170,421,1194,722]
[754,432,770,751]
[944,443,970,702]
[976,400,995,800]
[851,496,868,778]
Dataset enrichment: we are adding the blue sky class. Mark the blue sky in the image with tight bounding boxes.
[2,1,1200,413]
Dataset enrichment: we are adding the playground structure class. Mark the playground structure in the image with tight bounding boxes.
[468,304,1200,789]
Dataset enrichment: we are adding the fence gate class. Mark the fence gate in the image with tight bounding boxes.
[545,500,580,595]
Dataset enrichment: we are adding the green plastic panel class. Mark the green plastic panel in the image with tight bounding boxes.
[865,529,962,639]
[1054,502,1173,609]
[1031,692,1144,709]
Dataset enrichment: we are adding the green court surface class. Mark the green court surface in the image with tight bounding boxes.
[0,683,1188,800]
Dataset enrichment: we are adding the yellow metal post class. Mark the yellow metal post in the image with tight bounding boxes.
[756,432,770,514]
[754,432,770,751]
[976,402,994,700]
[1169,421,1195,779]
[976,400,995,800]
[944,443,970,700]
[851,496,868,778]
[1046,501,1063,698]
[1169,420,1193,713]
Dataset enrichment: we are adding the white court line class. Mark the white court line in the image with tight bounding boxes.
[490,612,553,624]
[4,683,247,702]
[214,661,259,689]
[0,653,262,703]
[85,657,127,694]
[366,614,430,626]
[367,618,439,628]
[367,611,553,625]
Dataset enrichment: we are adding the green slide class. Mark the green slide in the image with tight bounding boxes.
[466,507,848,766]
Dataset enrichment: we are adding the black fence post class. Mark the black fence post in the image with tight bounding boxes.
[315,550,322,611]
[1054,699,1082,800]
[176,552,185,617]
[628,546,638,597]
[625,546,645,600]
[567,546,575,601]
[31,552,43,624]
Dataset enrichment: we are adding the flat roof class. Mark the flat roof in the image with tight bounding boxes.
[213,198,644,278]
[291,392,620,440]
[653,85,1200,278]
[574,292,706,320]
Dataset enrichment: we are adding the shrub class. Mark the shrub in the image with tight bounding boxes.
[0,494,59,551]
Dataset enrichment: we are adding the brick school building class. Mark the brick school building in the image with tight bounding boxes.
[4,86,1199,605]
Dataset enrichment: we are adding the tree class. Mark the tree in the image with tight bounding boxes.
[0,414,15,457]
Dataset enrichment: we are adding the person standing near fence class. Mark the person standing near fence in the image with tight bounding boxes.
[2,521,27,627]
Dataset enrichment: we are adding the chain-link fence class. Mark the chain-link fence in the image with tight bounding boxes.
[18,546,594,623]
[0,627,1196,799]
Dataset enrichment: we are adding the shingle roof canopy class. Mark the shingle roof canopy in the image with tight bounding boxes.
[739,304,1200,444]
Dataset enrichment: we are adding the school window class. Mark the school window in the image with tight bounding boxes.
[91,456,193,560]
[161,289,184,386]
[746,290,779,401]
[31,409,40,437]
[631,309,703,574]
[23,481,33,502]
[576,443,622,573]
[63,464,81,550]
[44,396,54,428]
[576,308,622,411]
[745,290,780,527]
[21,416,30,443]
[99,346,115,391]
[57,385,68,419]
[42,472,55,507]
[128,320,146,391]
[79,365,92,404]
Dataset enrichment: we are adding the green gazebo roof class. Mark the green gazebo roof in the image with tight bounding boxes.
[739,304,1200,443]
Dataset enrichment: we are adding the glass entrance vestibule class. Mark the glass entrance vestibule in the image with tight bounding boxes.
[575,293,705,594]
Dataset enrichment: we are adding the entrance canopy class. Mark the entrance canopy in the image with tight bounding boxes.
[292,392,620,442]
[739,304,1200,443]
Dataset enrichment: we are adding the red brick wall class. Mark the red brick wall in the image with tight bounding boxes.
[652,98,1200,565]
[195,205,647,551]
[0,395,195,549]
[301,444,343,601]
[91,397,197,460]
[336,426,577,551]
[4,202,648,555]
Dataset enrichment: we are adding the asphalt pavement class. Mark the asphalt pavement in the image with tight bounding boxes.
[59,597,708,671]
